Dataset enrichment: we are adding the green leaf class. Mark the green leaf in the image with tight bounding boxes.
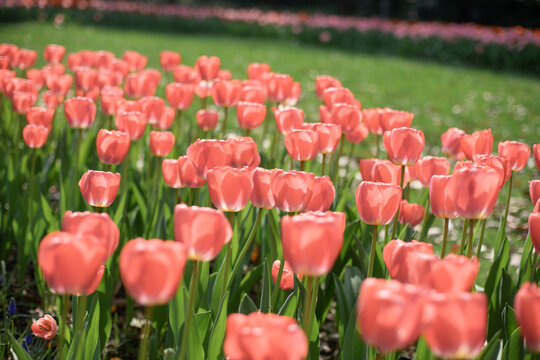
[186,288,205,360]
[130,183,148,221]
[477,331,502,360]
[195,310,212,347]
[84,295,101,359]
[341,300,367,360]
[502,328,524,359]
[414,336,433,360]
[40,193,58,230]
[278,289,298,318]
[238,293,258,314]
[169,282,186,347]
[518,235,533,286]
[207,292,229,360]
[6,330,32,360]
[259,257,272,313]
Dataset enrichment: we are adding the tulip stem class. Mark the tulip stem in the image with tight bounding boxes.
[220,213,234,300]
[531,253,538,282]
[321,153,327,176]
[221,107,229,138]
[441,218,449,258]
[138,306,153,360]
[375,135,380,158]
[476,219,487,259]
[57,294,69,360]
[302,276,314,332]
[245,128,250,137]
[271,256,285,312]
[390,165,406,239]
[367,225,379,277]
[503,173,513,230]
[459,219,469,256]
[300,160,306,172]
[71,294,87,359]
[331,136,345,186]
[179,260,198,360]
[228,209,264,289]
[419,196,430,242]
[467,219,475,258]
[28,149,37,236]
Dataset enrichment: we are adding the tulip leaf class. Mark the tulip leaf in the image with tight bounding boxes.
[341,299,367,360]
[84,294,101,360]
[210,257,227,314]
[278,289,298,317]
[239,293,258,314]
[414,336,433,360]
[477,330,502,360]
[207,292,229,360]
[97,267,113,352]
[502,328,524,360]
[517,234,533,286]
[485,237,509,301]
[112,187,128,224]
[40,194,58,230]
[169,282,186,347]
[195,310,212,347]
[6,330,32,360]
[333,274,349,336]
[185,288,205,360]
[259,257,272,313]
[130,183,148,221]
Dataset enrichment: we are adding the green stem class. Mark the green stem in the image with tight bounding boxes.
[302,276,314,332]
[245,128,251,137]
[467,219,475,258]
[179,260,199,360]
[138,306,153,360]
[531,253,538,282]
[28,149,37,233]
[459,219,469,256]
[221,107,229,138]
[476,219,487,259]
[300,160,306,172]
[220,212,234,300]
[391,165,405,239]
[441,218,449,258]
[503,173,513,229]
[418,195,430,242]
[271,256,285,312]
[228,209,264,288]
[306,276,320,337]
[57,294,69,360]
[71,294,88,359]
[321,153,327,176]
[331,136,345,185]
[375,134,380,158]
[367,225,379,278]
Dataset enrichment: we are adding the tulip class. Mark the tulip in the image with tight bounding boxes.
[356,278,425,354]
[12,48,37,69]
[154,106,175,130]
[119,238,187,306]
[174,204,232,261]
[250,168,283,209]
[247,62,270,81]
[224,312,308,360]
[266,73,294,103]
[460,129,493,160]
[228,136,261,170]
[362,108,386,135]
[284,129,320,163]
[380,109,414,132]
[515,282,540,352]
[186,139,232,178]
[281,211,345,277]
[370,159,410,187]
[178,156,206,188]
[122,50,147,72]
[272,260,297,290]
[139,96,165,125]
[124,71,159,99]
[12,91,36,114]
[429,175,459,219]
[274,107,304,135]
[45,73,72,96]
[160,51,181,72]
[423,292,487,359]
[173,65,200,84]
[383,127,425,166]
[331,103,362,134]
[96,129,130,165]
[440,127,466,159]
[195,55,221,81]
[416,156,451,187]
[96,69,123,89]
[498,140,530,172]
[322,87,355,111]
[271,170,314,213]
[43,44,65,64]
[79,170,121,208]
[74,67,97,91]
[115,111,147,140]
[534,144,540,171]
[355,181,402,225]
[383,239,434,283]
[303,176,335,212]
[313,123,342,154]
[284,81,301,106]
[26,107,54,129]
[531,180,540,205]
[26,69,43,90]
[32,315,58,340]
[474,154,511,190]
[38,231,107,295]
[64,97,97,129]
[207,166,253,212]
[23,125,49,148]
[99,86,124,116]
[398,200,425,228]
[62,211,119,260]
[162,159,184,189]
[241,83,267,104]
[530,212,540,254]
[453,166,501,219]
[409,253,479,293]
[196,109,219,131]
[236,101,266,131]
[315,75,342,99]
[149,131,175,157]
[165,83,194,110]
[345,122,369,145]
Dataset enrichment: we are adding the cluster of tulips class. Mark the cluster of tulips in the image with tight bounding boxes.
[2,40,540,360]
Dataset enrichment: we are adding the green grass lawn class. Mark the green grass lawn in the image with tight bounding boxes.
[1,19,539,283]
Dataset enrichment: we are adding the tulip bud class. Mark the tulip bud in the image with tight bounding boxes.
[31,315,58,340]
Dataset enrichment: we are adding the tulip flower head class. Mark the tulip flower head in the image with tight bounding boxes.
[271,260,298,291]
[460,129,493,160]
[355,181,402,225]
[149,131,175,157]
[64,97,97,129]
[31,315,58,340]
[207,166,253,212]
[23,125,49,148]
[271,170,315,213]
[383,239,434,283]
[383,127,425,165]
[284,129,320,161]
[398,200,425,228]
[250,168,284,209]
[236,101,267,130]
[79,170,121,208]
[498,140,530,172]
[174,204,233,261]
[303,176,335,212]
[119,238,187,306]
